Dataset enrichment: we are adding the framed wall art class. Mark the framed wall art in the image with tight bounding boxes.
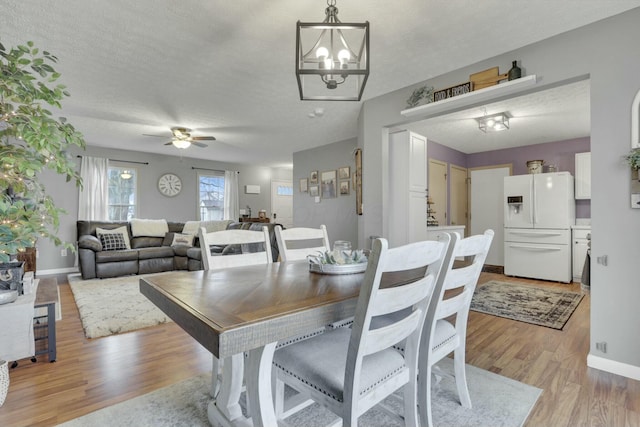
[310,170,319,185]
[338,166,350,180]
[309,185,319,197]
[354,148,363,214]
[321,170,337,199]
[340,180,350,195]
[299,178,308,192]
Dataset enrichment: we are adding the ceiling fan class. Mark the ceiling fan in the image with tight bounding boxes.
[145,127,216,149]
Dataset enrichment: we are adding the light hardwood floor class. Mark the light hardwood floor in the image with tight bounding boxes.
[0,273,638,427]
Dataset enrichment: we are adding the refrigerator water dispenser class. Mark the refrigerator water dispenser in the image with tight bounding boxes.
[507,196,523,214]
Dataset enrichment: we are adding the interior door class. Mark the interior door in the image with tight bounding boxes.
[449,165,468,235]
[271,180,293,228]
[470,165,511,266]
[428,159,447,226]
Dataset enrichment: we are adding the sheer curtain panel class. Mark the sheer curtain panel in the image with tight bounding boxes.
[224,170,239,221]
[78,156,109,220]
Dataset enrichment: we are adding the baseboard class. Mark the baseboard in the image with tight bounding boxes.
[587,354,640,380]
[37,267,79,276]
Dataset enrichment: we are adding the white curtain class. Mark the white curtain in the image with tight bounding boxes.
[224,170,239,221]
[78,156,109,220]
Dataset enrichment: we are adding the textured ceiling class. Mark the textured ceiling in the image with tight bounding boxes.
[2,1,639,167]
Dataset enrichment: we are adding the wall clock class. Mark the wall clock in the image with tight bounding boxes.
[158,173,182,197]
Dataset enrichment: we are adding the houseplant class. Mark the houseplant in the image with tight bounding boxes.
[624,147,640,170]
[0,40,85,263]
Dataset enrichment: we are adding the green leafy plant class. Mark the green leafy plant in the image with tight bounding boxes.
[624,147,640,170]
[0,40,85,262]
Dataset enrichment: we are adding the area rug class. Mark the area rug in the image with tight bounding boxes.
[67,272,181,339]
[57,357,542,427]
[470,280,584,330]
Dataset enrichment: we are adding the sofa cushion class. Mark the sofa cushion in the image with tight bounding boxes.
[131,236,164,249]
[131,218,169,237]
[138,246,175,260]
[96,226,131,249]
[173,245,191,257]
[171,233,194,247]
[99,233,128,251]
[95,249,138,263]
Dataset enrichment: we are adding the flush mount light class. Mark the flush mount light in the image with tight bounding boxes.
[477,112,510,132]
[120,170,132,180]
[171,139,191,149]
[296,0,369,101]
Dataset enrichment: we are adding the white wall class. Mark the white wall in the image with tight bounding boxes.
[292,138,358,248]
[38,145,291,272]
[358,8,640,377]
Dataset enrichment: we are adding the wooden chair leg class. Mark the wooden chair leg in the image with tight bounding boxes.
[454,346,472,408]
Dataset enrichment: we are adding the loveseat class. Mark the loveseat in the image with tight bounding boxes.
[77,219,282,280]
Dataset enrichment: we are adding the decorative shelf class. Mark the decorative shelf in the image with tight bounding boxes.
[400,74,538,119]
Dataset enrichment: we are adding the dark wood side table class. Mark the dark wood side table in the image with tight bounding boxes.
[240,217,270,223]
[34,277,57,362]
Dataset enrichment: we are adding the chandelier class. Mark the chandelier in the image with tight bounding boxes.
[476,112,510,132]
[295,0,369,101]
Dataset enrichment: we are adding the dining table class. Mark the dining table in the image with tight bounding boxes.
[140,260,374,427]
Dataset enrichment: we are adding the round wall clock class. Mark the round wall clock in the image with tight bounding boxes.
[158,173,182,197]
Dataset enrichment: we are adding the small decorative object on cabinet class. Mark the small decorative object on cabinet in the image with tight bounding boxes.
[427,195,439,226]
[508,60,522,81]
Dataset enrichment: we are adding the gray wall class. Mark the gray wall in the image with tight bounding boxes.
[292,138,358,248]
[37,145,291,272]
[357,8,640,376]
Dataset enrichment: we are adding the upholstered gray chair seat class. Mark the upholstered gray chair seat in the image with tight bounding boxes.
[273,327,406,403]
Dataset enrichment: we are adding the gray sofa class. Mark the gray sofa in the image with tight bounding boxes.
[77,220,282,280]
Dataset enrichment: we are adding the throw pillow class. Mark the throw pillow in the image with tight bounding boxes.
[96,226,131,249]
[130,218,169,237]
[171,233,194,247]
[181,221,201,235]
[99,233,127,251]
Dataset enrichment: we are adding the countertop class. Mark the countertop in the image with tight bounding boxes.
[426,225,466,230]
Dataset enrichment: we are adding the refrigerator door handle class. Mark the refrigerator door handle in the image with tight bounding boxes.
[507,231,564,238]
[507,243,564,252]
[530,177,536,225]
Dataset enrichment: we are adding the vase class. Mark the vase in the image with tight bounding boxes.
[508,60,522,81]
[0,359,9,406]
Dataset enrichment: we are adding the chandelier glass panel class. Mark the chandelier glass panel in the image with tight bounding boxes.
[296,0,369,101]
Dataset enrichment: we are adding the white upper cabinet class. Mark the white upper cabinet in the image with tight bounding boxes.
[408,132,427,192]
[575,152,591,200]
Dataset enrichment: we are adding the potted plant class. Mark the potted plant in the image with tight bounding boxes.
[625,147,640,170]
[0,40,85,265]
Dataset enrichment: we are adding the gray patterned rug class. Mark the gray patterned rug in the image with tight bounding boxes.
[470,280,584,330]
[57,357,541,427]
[67,272,181,339]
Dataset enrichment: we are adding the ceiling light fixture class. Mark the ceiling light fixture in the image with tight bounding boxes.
[477,111,510,132]
[172,139,191,149]
[120,170,132,180]
[296,0,369,101]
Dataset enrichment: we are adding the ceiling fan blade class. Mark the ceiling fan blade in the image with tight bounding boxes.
[164,141,174,146]
[191,136,216,141]
[143,133,170,138]
[192,141,208,148]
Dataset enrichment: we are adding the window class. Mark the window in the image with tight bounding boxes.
[198,171,225,220]
[108,167,137,220]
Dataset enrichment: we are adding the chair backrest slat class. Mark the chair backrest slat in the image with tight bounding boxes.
[275,225,331,262]
[199,226,272,270]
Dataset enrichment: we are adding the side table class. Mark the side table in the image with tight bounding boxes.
[34,277,57,362]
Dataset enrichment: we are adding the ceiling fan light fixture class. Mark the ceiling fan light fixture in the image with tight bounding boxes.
[120,170,132,180]
[477,112,510,133]
[296,0,369,101]
[172,139,191,149]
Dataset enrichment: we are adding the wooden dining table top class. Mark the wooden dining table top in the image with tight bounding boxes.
[140,261,368,359]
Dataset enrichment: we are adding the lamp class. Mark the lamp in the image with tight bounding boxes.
[296,0,369,101]
[172,139,191,149]
[120,170,132,180]
[477,112,510,132]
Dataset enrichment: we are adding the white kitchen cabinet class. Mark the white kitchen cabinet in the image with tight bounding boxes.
[572,226,590,282]
[388,131,427,247]
[426,225,465,242]
[575,152,591,200]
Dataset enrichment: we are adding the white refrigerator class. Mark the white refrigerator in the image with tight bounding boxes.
[504,172,575,283]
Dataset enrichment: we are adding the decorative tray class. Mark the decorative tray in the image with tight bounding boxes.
[309,262,367,275]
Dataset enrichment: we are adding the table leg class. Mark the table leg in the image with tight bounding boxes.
[208,353,252,427]
[246,342,278,427]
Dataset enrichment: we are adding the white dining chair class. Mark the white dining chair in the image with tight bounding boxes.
[274,224,330,261]
[418,229,494,427]
[198,226,272,418]
[272,235,454,426]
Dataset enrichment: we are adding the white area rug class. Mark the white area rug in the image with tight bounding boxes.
[67,272,181,339]
[57,358,541,427]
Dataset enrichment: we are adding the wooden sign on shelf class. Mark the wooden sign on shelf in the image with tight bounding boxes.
[433,81,472,102]
[470,67,508,90]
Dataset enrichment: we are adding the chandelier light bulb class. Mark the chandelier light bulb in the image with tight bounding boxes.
[338,49,350,66]
[486,119,495,127]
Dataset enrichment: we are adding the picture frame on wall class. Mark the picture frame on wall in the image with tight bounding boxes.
[299,178,308,192]
[340,180,350,195]
[338,166,350,179]
[310,170,319,184]
[309,185,319,197]
[321,170,337,199]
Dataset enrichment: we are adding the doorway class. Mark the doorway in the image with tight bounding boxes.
[271,180,293,228]
[428,159,447,226]
[450,165,468,235]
